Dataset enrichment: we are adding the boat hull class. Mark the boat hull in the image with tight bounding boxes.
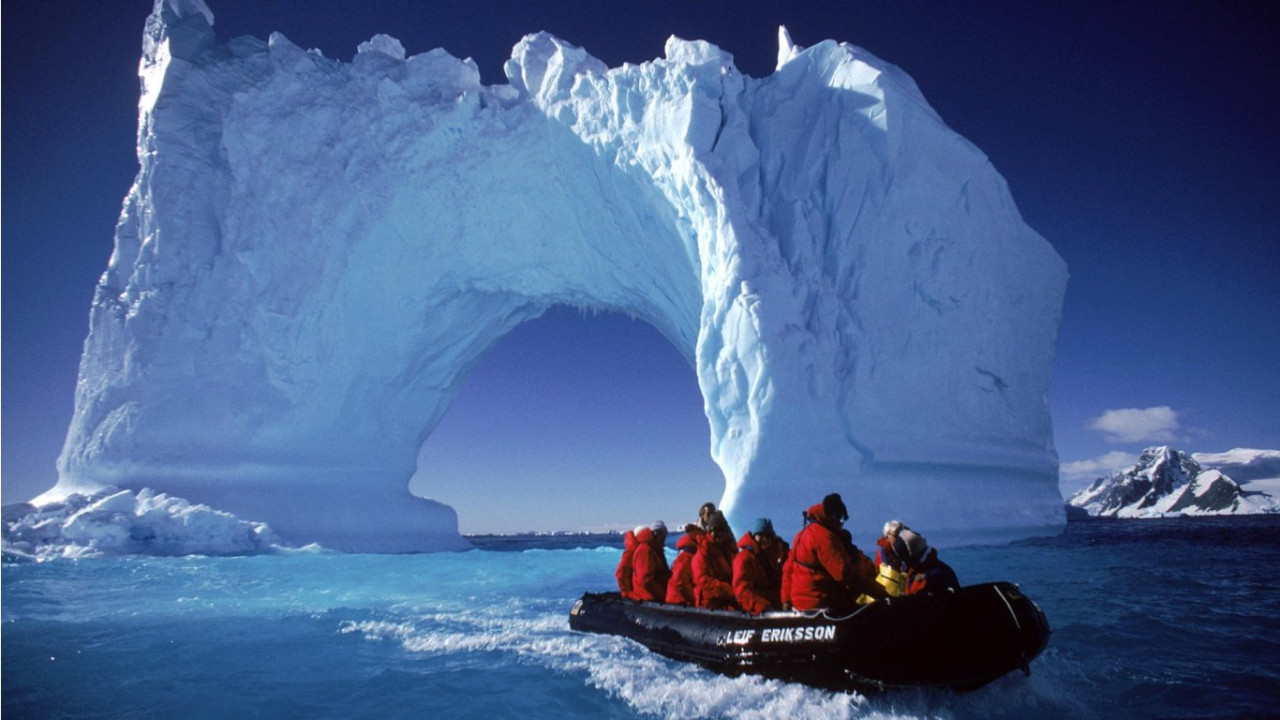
[568,581,1049,692]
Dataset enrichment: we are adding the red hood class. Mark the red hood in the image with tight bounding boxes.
[806,502,831,526]
[694,529,721,552]
[737,531,761,552]
[635,527,664,547]
[676,527,701,552]
[622,530,636,549]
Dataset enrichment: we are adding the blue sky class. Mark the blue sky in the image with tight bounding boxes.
[3,1,1278,532]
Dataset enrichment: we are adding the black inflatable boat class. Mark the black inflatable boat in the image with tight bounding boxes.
[569,581,1049,692]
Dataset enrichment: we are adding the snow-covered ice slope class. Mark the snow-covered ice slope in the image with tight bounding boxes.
[48,1,1067,551]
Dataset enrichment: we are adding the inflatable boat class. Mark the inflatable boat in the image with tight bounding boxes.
[569,581,1049,692]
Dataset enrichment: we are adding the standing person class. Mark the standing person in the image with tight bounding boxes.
[693,521,737,609]
[615,526,641,599]
[631,521,672,602]
[665,524,702,605]
[733,518,783,614]
[786,493,887,613]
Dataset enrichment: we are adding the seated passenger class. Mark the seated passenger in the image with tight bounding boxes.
[874,520,908,597]
[780,535,795,610]
[892,523,960,596]
[786,493,887,613]
[665,524,701,606]
[615,526,640,599]
[732,518,783,614]
[709,509,738,560]
[693,522,737,610]
[631,521,672,602]
[697,502,717,532]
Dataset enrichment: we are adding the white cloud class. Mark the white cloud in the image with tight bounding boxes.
[1088,406,1182,444]
[1059,451,1138,489]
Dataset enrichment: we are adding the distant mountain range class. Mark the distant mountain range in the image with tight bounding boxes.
[1066,447,1280,518]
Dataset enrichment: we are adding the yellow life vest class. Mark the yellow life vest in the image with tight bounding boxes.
[876,562,906,597]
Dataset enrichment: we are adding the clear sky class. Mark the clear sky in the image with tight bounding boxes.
[3,1,1278,533]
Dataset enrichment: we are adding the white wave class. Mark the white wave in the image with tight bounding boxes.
[338,600,898,719]
[338,596,1087,719]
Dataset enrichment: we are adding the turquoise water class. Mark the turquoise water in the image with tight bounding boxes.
[5,517,1279,719]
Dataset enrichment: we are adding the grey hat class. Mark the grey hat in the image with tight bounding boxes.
[899,528,928,564]
[649,520,667,535]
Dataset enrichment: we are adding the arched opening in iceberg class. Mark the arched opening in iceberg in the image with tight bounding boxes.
[411,306,722,535]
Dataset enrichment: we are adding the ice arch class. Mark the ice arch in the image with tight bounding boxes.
[51,1,1068,551]
[412,307,723,536]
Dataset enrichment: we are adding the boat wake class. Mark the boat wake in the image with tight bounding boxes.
[337,596,1086,719]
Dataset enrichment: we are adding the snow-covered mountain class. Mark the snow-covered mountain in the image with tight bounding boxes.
[39,0,1067,551]
[1067,447,1279,518]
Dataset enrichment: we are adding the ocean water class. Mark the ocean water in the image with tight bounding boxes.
[4,516,1279,719]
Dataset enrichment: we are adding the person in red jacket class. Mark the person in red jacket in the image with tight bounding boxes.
[696,507,738,562]
[733,518,783,614]
[665,524,701,605]
[786,493,887,613]
[693,522,737,609]
[630,521,671,602]
[615,526,642,599]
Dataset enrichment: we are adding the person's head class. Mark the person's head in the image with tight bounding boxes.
[883,519,903,539]
[649,520,667,543]
[749,517,775,547]
[822,493,849,526]
[897,528,928,568]
[707,510,729,540]
[699,502,716,525]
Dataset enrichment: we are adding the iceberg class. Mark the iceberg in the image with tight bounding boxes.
[2,488,281,561]
[45,0,1067,551]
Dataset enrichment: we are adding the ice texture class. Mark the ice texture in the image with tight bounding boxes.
[47,1,1067,551]
[2,488,281,561]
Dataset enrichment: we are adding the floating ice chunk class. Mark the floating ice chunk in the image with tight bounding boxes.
[2,488,285,561]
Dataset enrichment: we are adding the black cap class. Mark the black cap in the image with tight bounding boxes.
[822,493,849,523]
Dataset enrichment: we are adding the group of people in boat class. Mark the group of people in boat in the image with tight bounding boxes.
[615,493,959,615]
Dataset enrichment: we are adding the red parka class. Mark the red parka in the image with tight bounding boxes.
[630,527,671,602]
[786,503,884,612]
[693,530,737,609]
[732,532,782,614]
[615,529,637,598]
[665,528,701,605]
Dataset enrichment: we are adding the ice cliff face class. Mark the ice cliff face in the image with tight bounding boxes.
[50,0,1068,551]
